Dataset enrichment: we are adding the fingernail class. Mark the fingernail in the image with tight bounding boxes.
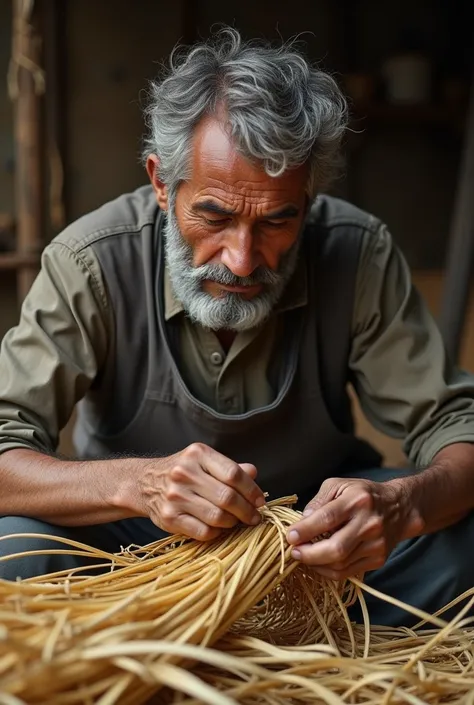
[250,513,261,525]
[291,549,301,560]
[255,496,265,508]
[303,507,314,517]
[287,530,300,544]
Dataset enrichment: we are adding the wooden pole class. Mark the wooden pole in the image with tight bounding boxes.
[43,0,66,235]
[10,0,44,302]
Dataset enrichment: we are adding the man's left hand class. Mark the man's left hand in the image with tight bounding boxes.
[286,477,424,580]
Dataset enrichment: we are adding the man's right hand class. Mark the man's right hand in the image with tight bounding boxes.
[135,443,266,541]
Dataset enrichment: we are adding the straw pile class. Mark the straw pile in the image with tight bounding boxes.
[0,496,473,704]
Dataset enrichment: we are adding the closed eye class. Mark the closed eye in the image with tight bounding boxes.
[264,220,287,228]
[203,217,230,226]
[202,217,288,228]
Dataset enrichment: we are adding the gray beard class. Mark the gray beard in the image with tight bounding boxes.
[163,207,301,331]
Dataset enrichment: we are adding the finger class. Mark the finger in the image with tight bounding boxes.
[182,492,244,529]
[359,514,384,541]
[312,554,386,581]
[192,472,262,526]
[290,532,360,566]
[322,537,388,571]
[289,514,367,564]
[292,534,388,577]
[194,445,265,508]
[239,463,258,480]
[303,478,343,514]
[158,512,222,542]
[287,496,351,545]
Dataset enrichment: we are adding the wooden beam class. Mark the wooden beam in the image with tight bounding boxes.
[0,252,40,270]
[11,0,45,301]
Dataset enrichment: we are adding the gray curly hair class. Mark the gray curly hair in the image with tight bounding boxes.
[142,27,348,200]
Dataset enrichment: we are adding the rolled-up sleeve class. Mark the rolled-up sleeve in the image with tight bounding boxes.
[0,243,110,455]
[350,225,474,467]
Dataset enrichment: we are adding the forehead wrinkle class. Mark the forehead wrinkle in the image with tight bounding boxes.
[198,176,285,194]
[232,177,290,193]
[194,191,293,217]
[195,184,292,205]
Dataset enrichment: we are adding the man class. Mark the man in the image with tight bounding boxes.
[1,28,474,627]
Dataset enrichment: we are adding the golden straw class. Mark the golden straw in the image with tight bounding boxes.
[0,496,472,705]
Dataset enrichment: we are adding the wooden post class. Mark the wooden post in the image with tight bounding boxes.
[43,0,66,235]
[10,0,44,302]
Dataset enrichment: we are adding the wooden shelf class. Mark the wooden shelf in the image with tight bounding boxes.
[0,253,41,271]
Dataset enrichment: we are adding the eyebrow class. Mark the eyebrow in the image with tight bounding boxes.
[192,200,300,219]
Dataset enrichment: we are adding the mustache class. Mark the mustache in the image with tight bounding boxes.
[189,263,281,288]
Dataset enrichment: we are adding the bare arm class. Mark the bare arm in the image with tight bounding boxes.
[390,442,474,535]
[0,444,265,539]
[0,448,140,525]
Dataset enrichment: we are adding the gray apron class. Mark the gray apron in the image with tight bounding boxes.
[74,195,380,505]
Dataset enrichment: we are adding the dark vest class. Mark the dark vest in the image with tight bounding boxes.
[73,187,381,505]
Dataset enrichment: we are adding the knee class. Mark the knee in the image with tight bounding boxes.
[0,515,72,581]
[0,514,61,550]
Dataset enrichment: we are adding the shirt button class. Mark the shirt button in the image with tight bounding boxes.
[210,351,223,366]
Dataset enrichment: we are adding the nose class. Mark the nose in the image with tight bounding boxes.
[219,226,260,278]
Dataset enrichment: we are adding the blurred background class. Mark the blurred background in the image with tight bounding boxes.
[1,0,474,464]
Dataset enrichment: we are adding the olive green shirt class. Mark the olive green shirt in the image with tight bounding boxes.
[1,219,474,467]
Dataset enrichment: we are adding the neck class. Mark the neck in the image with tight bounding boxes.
[215,329,237,354]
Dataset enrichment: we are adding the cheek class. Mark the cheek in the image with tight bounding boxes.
[176,214,221,268]
[260,230,299,269]
[192,238,222,267]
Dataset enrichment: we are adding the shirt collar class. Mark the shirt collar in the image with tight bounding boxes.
[163,254,308,322]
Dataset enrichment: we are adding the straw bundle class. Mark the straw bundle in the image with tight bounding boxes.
[0,496,473,704]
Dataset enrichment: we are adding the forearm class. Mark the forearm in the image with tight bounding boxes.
[0,448,145,525]
[388,442,474,536]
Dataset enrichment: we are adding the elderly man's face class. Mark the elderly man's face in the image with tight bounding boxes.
[175,117,308,292]
[148,117,309,330]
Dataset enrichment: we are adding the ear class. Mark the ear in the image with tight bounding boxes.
[146,154,168,211]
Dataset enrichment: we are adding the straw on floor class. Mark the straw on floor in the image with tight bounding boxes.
[0,496,473,704]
